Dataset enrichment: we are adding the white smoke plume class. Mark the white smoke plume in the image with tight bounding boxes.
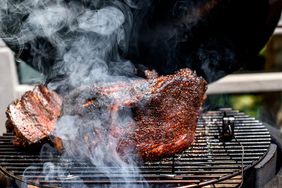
[0,0,151,187]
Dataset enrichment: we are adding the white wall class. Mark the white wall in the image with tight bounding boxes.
[0,40,18,135]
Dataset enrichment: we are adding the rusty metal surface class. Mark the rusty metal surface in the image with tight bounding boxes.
[0,108,271,187]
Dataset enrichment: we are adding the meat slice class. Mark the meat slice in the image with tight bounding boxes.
[6,85,62,147]
[6,68,207,161]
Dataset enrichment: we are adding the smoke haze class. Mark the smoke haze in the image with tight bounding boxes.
[1,0,152,187]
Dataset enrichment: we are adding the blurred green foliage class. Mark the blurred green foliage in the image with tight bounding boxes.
[207,94,262,119]
[230,95,262,119]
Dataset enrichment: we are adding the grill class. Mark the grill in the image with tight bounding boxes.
[0,108,271,187]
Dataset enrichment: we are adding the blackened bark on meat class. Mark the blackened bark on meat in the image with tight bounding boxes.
[6,68,207,161]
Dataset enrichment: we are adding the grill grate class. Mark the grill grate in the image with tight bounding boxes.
[0,108,271,187]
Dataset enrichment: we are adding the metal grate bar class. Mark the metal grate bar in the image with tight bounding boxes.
[0,109,271,187]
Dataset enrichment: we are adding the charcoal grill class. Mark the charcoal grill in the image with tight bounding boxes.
[0,108,271,187]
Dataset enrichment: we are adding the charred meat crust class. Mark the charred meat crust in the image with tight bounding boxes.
[116,69,207,161]
[6,68,207,161]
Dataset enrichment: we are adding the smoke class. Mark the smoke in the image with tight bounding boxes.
[0,0,245,187]
[1,0,241,84]
[0,0,145,85]
[1,0,151,187]
[196,39,237,83]
[0,0,7,10]
[78,7,125,35]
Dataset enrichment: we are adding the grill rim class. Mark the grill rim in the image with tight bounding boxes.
[0,108,272,188]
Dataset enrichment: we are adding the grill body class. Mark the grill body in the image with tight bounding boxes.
[0,109,271,187]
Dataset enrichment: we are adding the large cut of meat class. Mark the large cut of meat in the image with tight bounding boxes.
[6,68,207,161]
[6,85,62,147]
